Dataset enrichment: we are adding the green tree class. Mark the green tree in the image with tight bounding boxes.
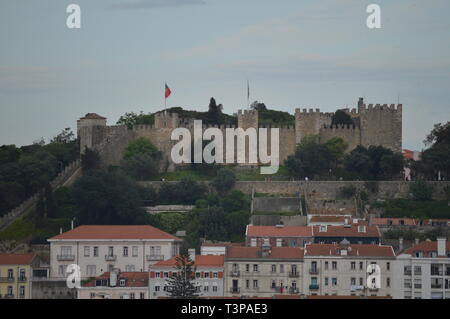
[72,169,147,224]
[331,110,354,126]
[286,135,333,179]
[213,168,236,195]
[410,180,434,201]
[81,148,101,171]
[166,253,199,299]
[324,137,348,167]
[158,178,207,205]
[123,138,160,160]
[116,111,155,129]
[122,153,159,181]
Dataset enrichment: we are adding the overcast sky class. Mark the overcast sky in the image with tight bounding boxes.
[1,0,449,150]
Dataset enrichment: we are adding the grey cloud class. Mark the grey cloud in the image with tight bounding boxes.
[110,0,206,10]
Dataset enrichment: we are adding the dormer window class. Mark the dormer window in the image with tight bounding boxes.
[320,225,327,232]
[358,226,366,233]
[119,279,126,287]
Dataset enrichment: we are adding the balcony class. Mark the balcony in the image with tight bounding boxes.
[309,284,319,290]
[146,255,164,261]
[289,271,300,278]
[105,255,117,261]
[57,255,75,261]
[309,268,319,275]
[431,271,443,276]
[4,294,14,299]
[414,284,422,289]
[289,287,300,294]
[0,277,14,283]
[18,276,27,282]
[350,285,365,292]
[230,287,240,294]
[431,284,443,289]
[230,270,240,277]
[404,270,412,276]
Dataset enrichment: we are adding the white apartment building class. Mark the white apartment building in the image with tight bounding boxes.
[393,238,450,299]
[224,246,305,298]
[48,225,182,279]
[303,243,395,297]
[149,250,225,299]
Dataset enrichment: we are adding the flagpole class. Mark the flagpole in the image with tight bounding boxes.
[164,82,166,110]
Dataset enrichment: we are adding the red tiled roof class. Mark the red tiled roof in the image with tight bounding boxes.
[83,272,148,287]
[309,216,348,223]
[153,255,224,268]
[0,253,36,265]
[80,113,106,120]
[246,225,313,237]
[48,225,181,241]
[312,224,380,238]
[226,246,304,259]
[404,240,450,256]
[371,218,416,226]
[306,295,392,299]
[304,243,394,257]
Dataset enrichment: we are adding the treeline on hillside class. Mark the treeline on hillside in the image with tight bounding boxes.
[117,97,236,128]
[0,129,78,217]
[285,135,404,180]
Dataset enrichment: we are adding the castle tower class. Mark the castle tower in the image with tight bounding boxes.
[154,111,179,129]
[358,99,402,152]
[77,113,107,154]
[295,108,333,144]
[237,109,258,129]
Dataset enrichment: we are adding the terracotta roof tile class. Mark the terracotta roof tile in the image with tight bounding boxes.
[48,225,181,241]
[0,253,36,265]
[305,243,395,257]
[226,246,304,259]
[246,225,313,237]
[312,224,380,238]
[404,240,450,256]
[153,255,224,268]
[371,218,416,226]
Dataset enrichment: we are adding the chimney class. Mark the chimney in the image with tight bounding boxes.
[399,237,404,251]
[59,227,62,234]
[188,248,196,262]
[437,238,447,257]
[71,219,74,230]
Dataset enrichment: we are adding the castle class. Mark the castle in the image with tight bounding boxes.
[77,97,402,170]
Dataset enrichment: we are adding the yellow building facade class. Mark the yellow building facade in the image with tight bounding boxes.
[0,254,36,299]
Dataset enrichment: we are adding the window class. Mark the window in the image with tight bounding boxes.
[246,280,250,289]
[150,246,161,257]
[324,277,329,286]
[280,264,284,273]
[58,265,67,276]
[359,278,363,286]
[253,280,258,289]
[387,277,390,287]
[155,285,160,292]
[386,262,390,271]
[93,247,99,257]
[332,261,337,270]
[195,272,200,278]
[84,246,90,257]
[164,272,169,278]
[19,286,25,297]
[253,264,258,272]
[351,277,356,285]
[213,272,218,278]
[351,262,356,270]
[324,261,329,270]
[204,285,209,292]
[132,246,138,257]
[359,262,363,270]
[155,272,160,278]
[90,293,95,299]
[271,280,276,288]
[123,247,128,257]
[212,286,218,292]
[86,265,96,276]
[125,265,135,272]
[108,247,114,257]
[271,265,276,273]
[204,272,210,278]
[414,266,422,276]
[332,278,337,286]
[120,279,126,287]
[129,293,135,299]
[61,246,72,256]
[245,264,250,272]
[140,292,145,299]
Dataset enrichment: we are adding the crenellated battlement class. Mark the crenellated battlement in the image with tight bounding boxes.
[322,124,357,130]
[294,108,334,117]
[358,103,402,112]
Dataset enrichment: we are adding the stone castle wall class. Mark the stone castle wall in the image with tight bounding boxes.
[77,98,402,167]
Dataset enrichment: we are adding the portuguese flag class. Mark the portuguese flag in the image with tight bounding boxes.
[165,83,172,99]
